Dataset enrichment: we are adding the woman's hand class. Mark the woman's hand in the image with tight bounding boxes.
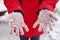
[33,9,57,33]
[8,12,29,36]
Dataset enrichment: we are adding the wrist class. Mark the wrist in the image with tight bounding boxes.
[38,8,48,15]
[14,10,24,16]
[9,11,22,16]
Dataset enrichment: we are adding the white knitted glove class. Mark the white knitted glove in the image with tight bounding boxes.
[8,12,29,36]
[33,9,57,33]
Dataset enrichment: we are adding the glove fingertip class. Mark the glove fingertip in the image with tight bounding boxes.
[33,24,37,28]
[38,28,42,32]
[26,29,29,32]
[21,32,24,35]
[33,26,36,28]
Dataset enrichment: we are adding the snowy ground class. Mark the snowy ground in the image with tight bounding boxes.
[0,22,20,40]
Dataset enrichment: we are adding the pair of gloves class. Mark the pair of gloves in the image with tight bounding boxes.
[7,9,57,36]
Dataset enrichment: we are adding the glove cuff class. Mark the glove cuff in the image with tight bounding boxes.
[38,8,48,15]
[14,10,24,16]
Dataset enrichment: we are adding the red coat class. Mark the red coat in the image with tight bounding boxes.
[4,0,58,38]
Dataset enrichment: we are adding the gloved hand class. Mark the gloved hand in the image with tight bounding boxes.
[7,12,29,36]
[33,9,57,33]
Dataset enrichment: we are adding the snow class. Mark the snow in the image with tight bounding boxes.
[0,22,20,40]
[56,0,60,10]
[0,0,7,12]
[0,0,60,40]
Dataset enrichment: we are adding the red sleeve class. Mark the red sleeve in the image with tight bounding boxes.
[4,0,23,14]
[39,0,58,11]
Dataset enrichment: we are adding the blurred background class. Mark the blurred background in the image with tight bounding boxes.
[0,0,60,40]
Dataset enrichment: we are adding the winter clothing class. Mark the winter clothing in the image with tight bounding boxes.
[4,0,58,38]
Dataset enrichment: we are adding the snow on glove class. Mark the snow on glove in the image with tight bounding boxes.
[33,9,57,33]
[8,12,29,36]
